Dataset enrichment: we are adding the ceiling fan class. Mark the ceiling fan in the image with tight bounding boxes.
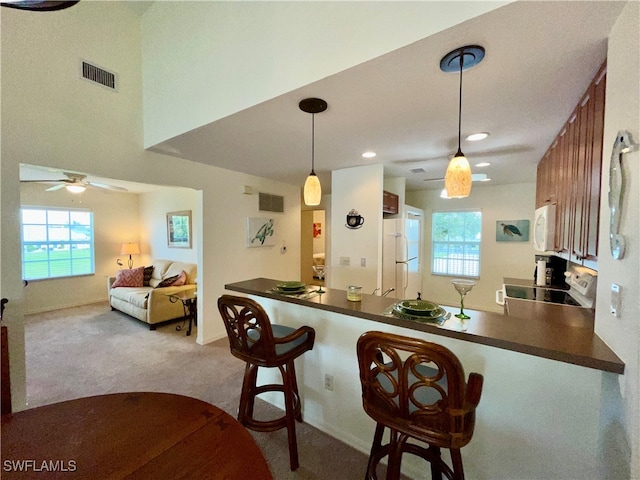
[20,172,128,193]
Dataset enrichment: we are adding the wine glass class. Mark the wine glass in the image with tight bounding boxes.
[312,265,327,293]
[451,279,476,320]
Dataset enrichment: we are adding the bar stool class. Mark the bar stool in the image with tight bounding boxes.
[356,331,483,480]
[217,295,315,471]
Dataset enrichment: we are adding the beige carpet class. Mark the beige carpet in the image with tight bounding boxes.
[24,302,399,480]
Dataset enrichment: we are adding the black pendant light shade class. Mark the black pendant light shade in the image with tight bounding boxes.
[440,45,485,198]
[299,98,328,206]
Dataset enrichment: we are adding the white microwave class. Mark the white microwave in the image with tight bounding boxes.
[533,204,556,252]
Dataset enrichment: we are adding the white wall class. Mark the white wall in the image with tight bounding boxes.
[595,3,640,478]
[407,182,537,312]
[139,188,199,266]
[19,183,140,314]
[331,165,384,294]
[1,2,302,409]
[140,1,509,147]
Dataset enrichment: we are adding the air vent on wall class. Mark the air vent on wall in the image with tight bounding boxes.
[81,61,117,90]
[259,193,284,213]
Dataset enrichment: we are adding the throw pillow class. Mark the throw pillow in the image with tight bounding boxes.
[143,266,154,286]
[156,273,180,288]
[156,270,187,288]
[171,270,187,287]
[111,266,145,288]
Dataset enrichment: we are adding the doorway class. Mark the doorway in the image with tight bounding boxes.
[300,210,325,286]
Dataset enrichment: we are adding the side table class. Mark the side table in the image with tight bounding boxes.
[166,290,197,336]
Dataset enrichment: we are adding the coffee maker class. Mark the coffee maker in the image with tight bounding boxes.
[534,255,567,287]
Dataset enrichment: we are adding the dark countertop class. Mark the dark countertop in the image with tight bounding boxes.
[225,278,625,374]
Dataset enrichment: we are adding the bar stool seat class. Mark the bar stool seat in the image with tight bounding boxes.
[357,331,483,480]
[218,295,315,471]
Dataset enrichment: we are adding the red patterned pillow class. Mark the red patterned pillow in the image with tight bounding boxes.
[111,266,145,288]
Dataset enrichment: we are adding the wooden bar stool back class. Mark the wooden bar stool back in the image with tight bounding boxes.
[218,294,315,471]
[356,331,483,480]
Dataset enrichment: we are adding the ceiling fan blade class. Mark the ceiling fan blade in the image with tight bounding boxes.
[45,184,66,191]
[87,181,128,192]
[20,178,70,183]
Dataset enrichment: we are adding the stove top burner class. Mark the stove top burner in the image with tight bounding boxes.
[504,285,581,306]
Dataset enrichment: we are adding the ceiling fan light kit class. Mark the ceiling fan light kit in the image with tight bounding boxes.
[65,184,86,194]
[440,45,485,199]
[299,97,327,206]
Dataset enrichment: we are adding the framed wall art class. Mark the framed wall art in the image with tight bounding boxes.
[496,220,529,242]
[167,210,192,248]
[247,217,276,247]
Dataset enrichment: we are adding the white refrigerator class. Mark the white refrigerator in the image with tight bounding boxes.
[382,206,424,300]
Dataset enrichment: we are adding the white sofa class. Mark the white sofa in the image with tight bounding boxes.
[107,259,197,329]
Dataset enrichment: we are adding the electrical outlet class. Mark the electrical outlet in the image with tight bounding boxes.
[361,257,366,267]
[324,374,334,391]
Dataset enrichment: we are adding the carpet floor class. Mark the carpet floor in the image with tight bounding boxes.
[24,302,391,480]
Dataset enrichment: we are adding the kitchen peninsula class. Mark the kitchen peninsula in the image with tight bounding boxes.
[225,278,624,479]
[226,278,623,373]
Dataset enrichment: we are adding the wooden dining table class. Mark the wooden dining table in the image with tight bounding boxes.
[1,392,273,479]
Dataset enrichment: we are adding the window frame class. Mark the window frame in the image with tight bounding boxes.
[431,209,482,279]
[20,206,95,281]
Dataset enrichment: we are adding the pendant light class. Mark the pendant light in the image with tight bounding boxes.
[440,45,485,198]
[299,98,327,206]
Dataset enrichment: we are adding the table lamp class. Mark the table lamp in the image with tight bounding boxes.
[120,242,140,269]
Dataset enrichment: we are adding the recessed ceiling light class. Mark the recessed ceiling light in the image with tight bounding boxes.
[475,162,491,168]
[466,132,489,142]
[362,151,376,158]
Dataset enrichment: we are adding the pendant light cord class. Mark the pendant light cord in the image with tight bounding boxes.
[457,50,464,153]
[311,113,316,174]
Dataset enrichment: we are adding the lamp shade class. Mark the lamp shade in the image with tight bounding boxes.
[120,242,140,256]
[444,152,472,198]
[303,173,322,206]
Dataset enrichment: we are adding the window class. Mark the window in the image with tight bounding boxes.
[432,211,481,277]
[21,207,95,280]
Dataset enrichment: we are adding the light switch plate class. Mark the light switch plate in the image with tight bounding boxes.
[339,256,350,266]
[610,283,621,317]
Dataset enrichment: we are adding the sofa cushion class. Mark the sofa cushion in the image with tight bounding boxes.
[143,266,154,286]
[109,287,150,309]
[111,266,144,288]
[151,260,173,281]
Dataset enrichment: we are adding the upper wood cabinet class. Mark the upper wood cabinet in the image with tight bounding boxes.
[536,62,606,267]
[383,190,399,215]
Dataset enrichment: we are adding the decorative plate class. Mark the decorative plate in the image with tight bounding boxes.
[276,281,306,291]
[397,300,439,316]
[272,287,307,295]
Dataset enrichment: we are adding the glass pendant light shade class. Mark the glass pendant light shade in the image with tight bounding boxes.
[304,172,322,206]
[299,98,328,207]
[445,150,472,198]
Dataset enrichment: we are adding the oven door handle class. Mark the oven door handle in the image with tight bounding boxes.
[495,288,505,306]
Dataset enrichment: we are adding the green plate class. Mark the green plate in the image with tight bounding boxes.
[397,300,439,316]
[276,281,306,291]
